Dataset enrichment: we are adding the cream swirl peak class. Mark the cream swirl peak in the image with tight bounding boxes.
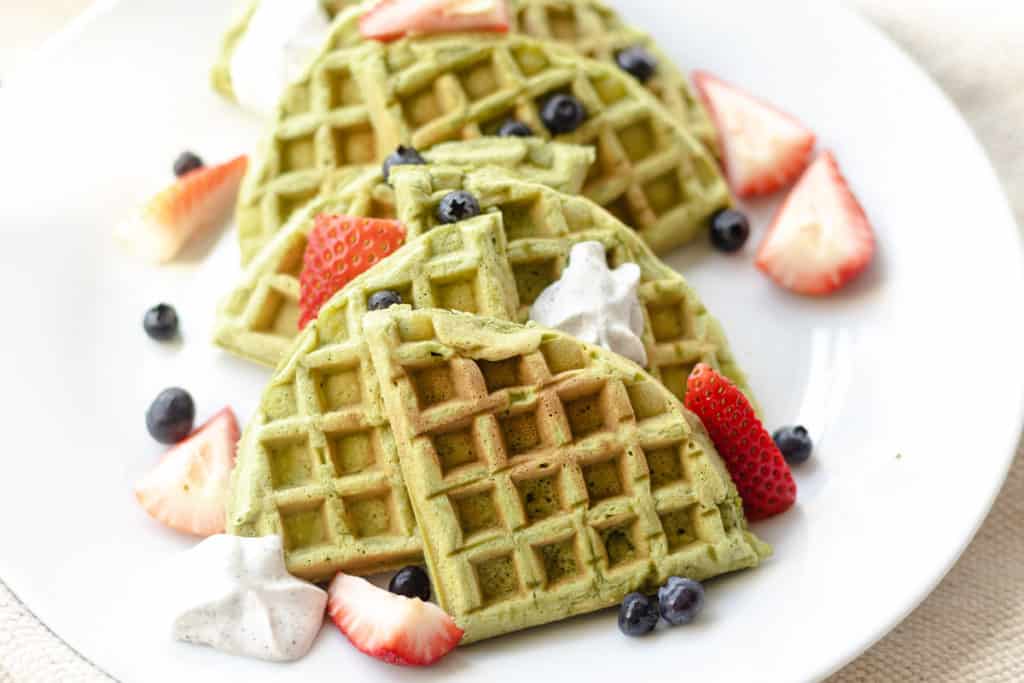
[530,241,648,366]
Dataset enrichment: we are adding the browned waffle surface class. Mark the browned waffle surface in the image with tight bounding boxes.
[226,213,519,580]
[364,307,769,642]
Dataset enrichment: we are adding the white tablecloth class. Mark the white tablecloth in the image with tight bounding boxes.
[1,1,1021,680]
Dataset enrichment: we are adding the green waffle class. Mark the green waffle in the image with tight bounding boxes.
[509,0,717,156]
[363,306,769,642]
[217,161,755,413]
[236,114,594,262]
[226,213,519,581]
[390,164,755,406]
[214,0,717,157]
[236,27,729,262]
[216,138,595,365]
[225,169,759,584]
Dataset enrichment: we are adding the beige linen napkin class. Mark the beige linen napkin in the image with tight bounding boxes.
[0,1,1021,680]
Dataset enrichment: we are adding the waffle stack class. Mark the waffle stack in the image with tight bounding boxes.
[225,160,762,593]
[215,1,716,156]
[212,0,770,645]
[227,213,519,580]
[393,164,753,404]
[218,159,753,407]
[235,24,728,259]
[217,138,594,365]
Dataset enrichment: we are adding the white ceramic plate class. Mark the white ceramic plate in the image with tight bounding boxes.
[1,1,1021,681]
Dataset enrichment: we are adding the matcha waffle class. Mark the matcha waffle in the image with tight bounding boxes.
[318,1,717,155]
[392,164,753,405]
[509,0,718,156]
[218,162,754,409]
[363,306,769,642]
[217,138,594,365]
[237,122,594,262]
[226,213,519,580]
[215,1,717,157]
[238,29,729,261]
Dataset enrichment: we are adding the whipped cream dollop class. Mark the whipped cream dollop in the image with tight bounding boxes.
[171,534,327,662]
[230,0,331,117]
[529,241,648,366]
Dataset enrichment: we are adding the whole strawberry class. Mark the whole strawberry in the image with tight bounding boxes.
[685,363,796,520]
[298,215,406,329]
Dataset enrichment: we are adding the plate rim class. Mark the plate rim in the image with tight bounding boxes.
[0,1,1022,682]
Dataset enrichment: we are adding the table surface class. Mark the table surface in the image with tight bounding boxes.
[0,1,1021,681]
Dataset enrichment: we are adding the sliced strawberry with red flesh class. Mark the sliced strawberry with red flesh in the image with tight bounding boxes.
[755,151,875,296]
[693,71,814,198]
[360,0,510,42]
[134,408,240,536]
[117,155,247,263]
[298,215,406,329]
[684,364,796,521]
[327,572,463,667]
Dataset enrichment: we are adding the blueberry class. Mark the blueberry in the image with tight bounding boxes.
[436,191,481,224]
[173,151,204,177]
[143,303,179,341]
[773,425,813,464]
[540,94,586,134]
[497,119,534,137]
[618,592,659,636]
[710,209,750,253]
[616,46,658,83]
[368,290,402,311]
[146,388,195,444]
[657,577,705,626]
[382,145,427,182]
[388,566,431,601]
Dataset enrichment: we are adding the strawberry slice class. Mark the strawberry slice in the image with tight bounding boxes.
[298,215,406,329]
[360,0,510,42]
[117,155,247,263]
[685,364,796,521]
[693,71,814,198]
[327,572,463,667]
[134,408,240,536]
[755,151,875,296]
